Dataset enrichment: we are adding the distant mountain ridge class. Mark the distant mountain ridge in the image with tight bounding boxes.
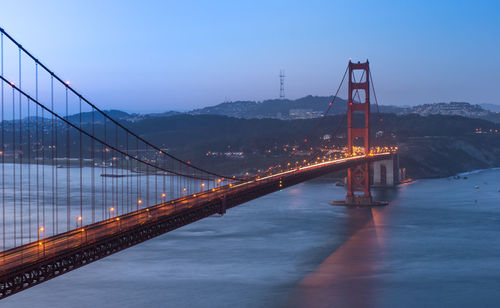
[480,103,500,113]
[189,96,348,119]
[54,96,500,123]
[396,102,500,123]
[186,97,500,122]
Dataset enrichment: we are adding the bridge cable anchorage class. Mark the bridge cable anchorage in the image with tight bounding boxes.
[258,64,349,178]
[0,27,242,182]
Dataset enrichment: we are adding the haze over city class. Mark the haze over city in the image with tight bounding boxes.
[1,0,499,112]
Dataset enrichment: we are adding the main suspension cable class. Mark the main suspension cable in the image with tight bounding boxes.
[258,63,349,177]
[0,27,240,181]
[0,75,222,181]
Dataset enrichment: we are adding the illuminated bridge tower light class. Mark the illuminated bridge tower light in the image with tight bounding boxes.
[345,60,373,205]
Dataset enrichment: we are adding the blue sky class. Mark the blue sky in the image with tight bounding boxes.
[1,0,499,112]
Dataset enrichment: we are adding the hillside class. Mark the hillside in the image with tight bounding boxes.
[399,102,500,123]
[481,103,500,113]
[61,97,500,124]
[189,95,348,119]
[121,113,500,178]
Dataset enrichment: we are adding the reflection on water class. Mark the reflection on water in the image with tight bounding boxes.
[289,205,389,308]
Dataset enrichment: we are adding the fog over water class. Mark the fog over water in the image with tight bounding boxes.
[3,169,500,308]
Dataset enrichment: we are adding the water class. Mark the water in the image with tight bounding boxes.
[2,169,500,307]
[0,163,211,249]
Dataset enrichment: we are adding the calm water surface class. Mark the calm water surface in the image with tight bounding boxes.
[3,169,500,307]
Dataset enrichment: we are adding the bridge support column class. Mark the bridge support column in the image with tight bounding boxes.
[372,154,399,187]
[219,196,227,216]
[346,61,373,205]
[333,60,388,207]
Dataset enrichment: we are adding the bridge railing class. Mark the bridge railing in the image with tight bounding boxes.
[0,178,238,272]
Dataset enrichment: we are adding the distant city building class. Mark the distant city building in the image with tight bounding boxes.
[208,151,245,159]
[474,128,500,134]
[409,102,488,117]
[288,109,323,119]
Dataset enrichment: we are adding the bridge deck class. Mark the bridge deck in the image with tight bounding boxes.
[0,153,391,299]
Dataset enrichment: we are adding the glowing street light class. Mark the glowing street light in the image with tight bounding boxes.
[38,226,45,244]
[109,207,115,219]
[76,216,83,228]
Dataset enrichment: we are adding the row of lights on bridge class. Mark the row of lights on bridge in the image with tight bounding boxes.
[35,174,326,246]
[35,181,226,245]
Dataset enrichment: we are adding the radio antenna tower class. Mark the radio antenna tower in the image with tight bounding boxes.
[279,70,285,98]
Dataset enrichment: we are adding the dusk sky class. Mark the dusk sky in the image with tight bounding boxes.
[1,0,499,112]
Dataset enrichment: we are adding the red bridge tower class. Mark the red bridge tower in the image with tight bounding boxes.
[345,60,373,205]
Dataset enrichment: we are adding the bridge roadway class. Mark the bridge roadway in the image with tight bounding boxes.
[0,153,392,299]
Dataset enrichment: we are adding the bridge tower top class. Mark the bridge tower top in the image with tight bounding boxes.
[347,60,370,154]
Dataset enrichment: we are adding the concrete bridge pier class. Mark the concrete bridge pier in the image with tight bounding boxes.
[219,196,227,216]
[332,153,399,207]
[371,154,399,187]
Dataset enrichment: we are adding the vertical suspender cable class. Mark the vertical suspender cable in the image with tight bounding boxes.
[103,117,107,217]
[19,47,23,245]
[91,107,95,223]
[116,126,119,214]
[27,79,32,242]
[118,126,123,214]
[136,138,139,209]
[0,31,4,251]
[66,86,70,231]
[35,63,39,240]
[369,70,386,132]
[112,126,116,214]
[50,76,54,234]
[146,162,149,207]
[126,132,129,212]
[163,153,166,202]
[27,96,31,242]
[119,133,123,214]
[101,141,104,219]
[155,153,158,205]
[79,98,83,224]
[12,87,16,247]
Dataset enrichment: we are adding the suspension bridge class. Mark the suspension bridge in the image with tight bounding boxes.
[0,27,397,299]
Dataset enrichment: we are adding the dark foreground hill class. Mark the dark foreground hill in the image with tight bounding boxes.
[121,113,500,178]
